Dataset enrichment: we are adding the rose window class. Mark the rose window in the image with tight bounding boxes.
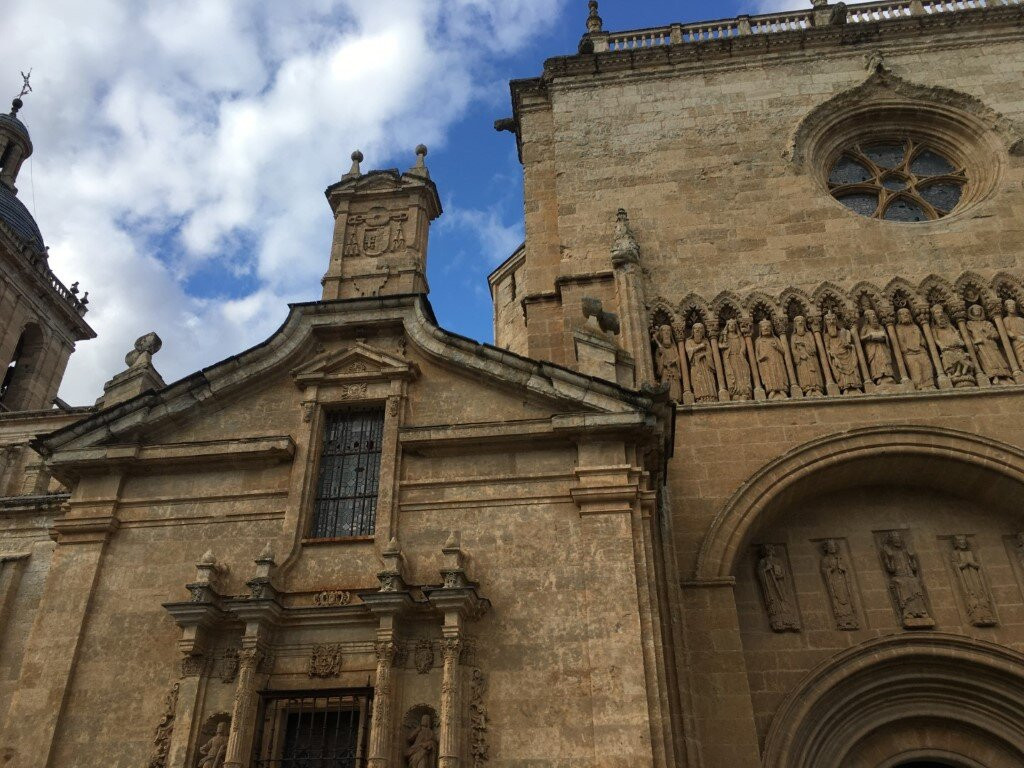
[828,139,967,222]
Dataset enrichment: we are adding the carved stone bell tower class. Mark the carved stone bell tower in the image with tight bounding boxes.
[321,146,442,301]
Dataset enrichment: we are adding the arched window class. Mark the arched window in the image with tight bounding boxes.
[1,323,45,411]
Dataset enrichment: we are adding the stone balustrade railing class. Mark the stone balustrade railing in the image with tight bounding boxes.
[601,0,1022,52]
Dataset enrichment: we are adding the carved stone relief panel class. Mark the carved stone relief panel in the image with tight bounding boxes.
[875,530,935,629]
[308,644,343,678]
[945,535,997,627]
[817,538,860,631]
[754,543,801,632]
[147,682,179,768]
[219,648,239,684]
[312,589,353,607]
[414,639,435,675]
[468,668,489,768]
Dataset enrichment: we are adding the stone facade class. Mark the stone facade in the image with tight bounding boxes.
[3,2,1024,767]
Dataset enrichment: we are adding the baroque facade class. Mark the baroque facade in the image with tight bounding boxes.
[3,1,1024,767]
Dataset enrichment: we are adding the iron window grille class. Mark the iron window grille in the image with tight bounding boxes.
[310,408,384,539]
[252,690,372,768]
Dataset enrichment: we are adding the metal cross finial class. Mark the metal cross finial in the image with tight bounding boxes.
[17,69,32,100]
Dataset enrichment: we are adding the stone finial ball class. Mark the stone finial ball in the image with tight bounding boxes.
[351,150,364,162]
[415,144,428,157]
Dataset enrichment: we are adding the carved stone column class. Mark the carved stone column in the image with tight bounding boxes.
[955,309,990,387]
[849,319,875,393]
[366,636,397,768]
[708,323,730,402]
[882,311,914,392]
[224,646,266,768]
[811,317,840,397]
[674,332,695,405]
[439,634,464,768]
[775,319,802,399]
[741,320,766,401]
[916,307,951,390]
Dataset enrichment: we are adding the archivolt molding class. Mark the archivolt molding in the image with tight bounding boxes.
[790,66,1024,167]
[695,425,1024,581]
[762,633,1024,768]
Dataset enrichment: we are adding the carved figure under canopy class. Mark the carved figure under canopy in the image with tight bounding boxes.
[820,539,858,630]
[952,535,996,627]
[823,312,862,393]
[718,318,752,401]
[685,323,718,403]
[859,309,895,386]
[196,722,228,768]
[406,714,438,768]
[931,304,975,387]
[790,316,823,397]
[1003,299,1024,371]
[881,531,934,628]
[895,307,934,389]
[755,319,789,400]
[652,324,682,401]
[966,304,1013,384]
[756,544,800,632]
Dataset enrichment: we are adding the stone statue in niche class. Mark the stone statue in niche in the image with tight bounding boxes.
[820,539,859,630]
[756,544,800,632]
[895,307,935,389]
[652,324,683,401]
[859,309,896,387]
[931,304,975,387]
[790,316,824,397]
[406,713,439,768]
[196,721,229,768]
[966,304,1013,384]
[880,531,934,629]
[1003,299,1024,370]
[719,318,753,401]
[951,535,996,627]
[755,319,789,400]
[823,312,862,394]
[685,323,719,403]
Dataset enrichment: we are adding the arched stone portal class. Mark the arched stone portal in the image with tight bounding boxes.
[762,634,1024,768]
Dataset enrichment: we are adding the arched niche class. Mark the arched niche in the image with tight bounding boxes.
[762,634,1024,768]
[1,322,46,411]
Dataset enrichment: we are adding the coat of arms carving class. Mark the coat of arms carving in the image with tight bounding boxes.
[344,207,410,258]
[308,644,343,678]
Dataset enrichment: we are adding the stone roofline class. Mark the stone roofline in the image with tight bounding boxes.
[507,0,1024,134]
[0,224,95,341]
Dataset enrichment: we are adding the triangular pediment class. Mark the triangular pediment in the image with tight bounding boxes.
[292,342,417,386]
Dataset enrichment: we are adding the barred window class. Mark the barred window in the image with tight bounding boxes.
[252,691,372,768]
[310,409,384,539]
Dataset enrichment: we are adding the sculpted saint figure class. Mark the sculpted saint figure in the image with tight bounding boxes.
[859,309,895,386]
[789,316,824,397]
[820,539,858,630]
[881,531,934,628]
[756,544,800,632]
[406,714,438,768]
[754,319,789,400]
[952,536,996,627]
[196,722,228,768]
[1003,299,1024,371]
[895,307,934,389]
[966,304,1013,384]
[931,305,975,386]
[652,324,683,402]
[718,318,753,401]
[823,312,862,393]
[685,323,718,403]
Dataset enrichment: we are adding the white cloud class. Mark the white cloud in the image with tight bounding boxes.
[440,205,524,268]
[0,0,563,404]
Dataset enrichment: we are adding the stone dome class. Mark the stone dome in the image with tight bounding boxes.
[0,182,44,250]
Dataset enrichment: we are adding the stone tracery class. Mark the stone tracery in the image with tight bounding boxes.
[650,271,1024,404]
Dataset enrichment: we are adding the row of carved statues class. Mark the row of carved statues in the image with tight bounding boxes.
[650,275,1024,403]
[756,531,1023,634]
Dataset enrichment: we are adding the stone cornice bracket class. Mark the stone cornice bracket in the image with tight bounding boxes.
[424,531,491,622]
[163,550,231,661]
[362,537,416,616]
[48,514,119,545]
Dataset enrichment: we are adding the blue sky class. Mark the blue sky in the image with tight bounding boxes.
[1,0,795,403]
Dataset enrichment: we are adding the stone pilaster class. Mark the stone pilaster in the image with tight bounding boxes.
[224,646,266,768]
[438,634,463,768]
[366,635,397,768]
